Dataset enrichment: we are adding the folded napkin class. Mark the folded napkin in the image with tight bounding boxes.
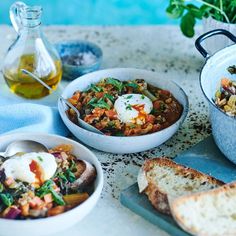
[0,103,69,136]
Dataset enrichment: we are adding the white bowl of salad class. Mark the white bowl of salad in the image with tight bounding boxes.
[0,133,103,236]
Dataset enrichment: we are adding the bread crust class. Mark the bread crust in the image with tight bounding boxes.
[145,182,171,214]
[170,182,236,236]
[138,157,224,215]
[142,158,224,185]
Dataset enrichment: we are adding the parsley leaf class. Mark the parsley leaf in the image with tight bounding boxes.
[65,169,76,183]
[90,84,103,92]
[58,172,67,183]
[50,189,65,206]
[106,78,124,92]
[126,104,132,110]
[36,180,65,206]
[87,97,98,105]
[126,95,133,99]
[180,12,196,38]
[37,156,43,162]
[90,98,111,110]
[36,180,54,198]
[0,193,13,207]
[126,82,139,89]
[104,93,115,102]
[165,0,236,38]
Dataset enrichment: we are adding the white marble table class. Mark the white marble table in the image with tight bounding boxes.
[0,25,210,236]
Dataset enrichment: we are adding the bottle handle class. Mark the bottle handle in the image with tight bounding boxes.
[9,1,27,34]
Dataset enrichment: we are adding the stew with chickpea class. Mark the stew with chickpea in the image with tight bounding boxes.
[67,78,183,136]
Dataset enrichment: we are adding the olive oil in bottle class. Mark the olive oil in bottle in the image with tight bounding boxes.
[3,2,62,99]
[4,54,62,99]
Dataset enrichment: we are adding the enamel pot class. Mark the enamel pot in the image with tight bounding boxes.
[195,29,236,164]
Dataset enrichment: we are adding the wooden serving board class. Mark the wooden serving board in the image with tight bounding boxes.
[120,135,236,236]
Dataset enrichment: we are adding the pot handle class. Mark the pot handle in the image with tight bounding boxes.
[195,29,236,58]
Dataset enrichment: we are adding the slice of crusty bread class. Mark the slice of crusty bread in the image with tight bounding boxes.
[170,182,236,236]
[137,158,224,214]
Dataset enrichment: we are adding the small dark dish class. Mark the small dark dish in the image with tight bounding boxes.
[55,40,103,80]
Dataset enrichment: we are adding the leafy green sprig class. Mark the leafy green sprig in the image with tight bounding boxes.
[36,180,65,206]
[89,97,111,110]
[166,0,236,37]
[0,193,13,207]
[105,78,124,92]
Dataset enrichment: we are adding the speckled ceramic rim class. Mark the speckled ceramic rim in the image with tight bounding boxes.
[0,132,103,224]
[198,42,236,121]
[59,68,189,139]
[55,40,103,69]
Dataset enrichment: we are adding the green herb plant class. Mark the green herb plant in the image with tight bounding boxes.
[166,0,236,37]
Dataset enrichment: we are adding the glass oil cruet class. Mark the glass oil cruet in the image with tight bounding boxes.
[3,2,62,99]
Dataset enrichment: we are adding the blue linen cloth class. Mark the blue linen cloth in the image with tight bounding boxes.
[0,103,68,136]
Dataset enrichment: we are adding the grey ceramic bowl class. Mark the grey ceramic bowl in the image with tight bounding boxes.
[196,29,236,164]
[55,40,103,80]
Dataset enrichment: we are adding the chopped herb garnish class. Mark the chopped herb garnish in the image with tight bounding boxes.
[228,65,236,75]
[141,95,145,99]
[50,189,65,206]
[90,84,103,92]
[58,172,67,183]
[126,104,132,110]
[106,78,124,92]
[0,193,13,207]
[126,95,133,99]
[69,160,77,172]
[104,93,115,102]
[36,180,65,206]
[65,169,76,183]
[90,98,111,110]
[126,82,139,89]
[87,97,98,105]
[36,180,54,198]
[37,156,43,162]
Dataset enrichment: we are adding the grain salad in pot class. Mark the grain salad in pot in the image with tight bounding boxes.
[215,66,236,116]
